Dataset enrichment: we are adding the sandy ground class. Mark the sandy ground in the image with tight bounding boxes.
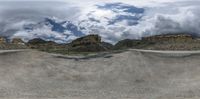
[0,49,200,99]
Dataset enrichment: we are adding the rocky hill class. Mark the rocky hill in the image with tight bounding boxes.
[25,34,113,54]
[114,39,154,50]
[142,34,200,50]
[11,38,25,45]
[68,34,113,52]
[27,38,67,52]
[115,33,200,50]
[1,33,200,52]
[142,33,194,42]
[0,37,27,49]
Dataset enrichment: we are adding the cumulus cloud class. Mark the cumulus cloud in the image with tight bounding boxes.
[0,1,80,37]
[141,1,200,37]
[76,0,200,43]
[0,0,200,44]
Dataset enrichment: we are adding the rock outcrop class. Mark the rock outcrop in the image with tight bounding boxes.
[0,37,7,44]
[114,39,153,50]
[142,33,193,42]
[69,34,113,52]
[27,38,48,45]
[1,33,200,52]
[71,35,101,47]
[114,33,200,50]
[11,38,25,45]
[101,42,114,50]
[26,35,114,53]
[0,37,27,49]
[27,38,66,50]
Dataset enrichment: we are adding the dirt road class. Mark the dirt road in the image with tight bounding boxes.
[0,49,200,99]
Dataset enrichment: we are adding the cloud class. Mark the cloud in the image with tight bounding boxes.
[141,1,200,37]
[78,2,145,43]
[0,0,200,44]
[0,1,80,37]
[88,0,200,43]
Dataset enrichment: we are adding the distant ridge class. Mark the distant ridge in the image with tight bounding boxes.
[115,33,200,50]
[1,33,200,53]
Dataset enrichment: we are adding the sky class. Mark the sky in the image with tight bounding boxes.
[0,0,200,43]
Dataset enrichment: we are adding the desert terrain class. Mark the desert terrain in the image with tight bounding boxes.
[1,1,200,99]
[0,49,199,99]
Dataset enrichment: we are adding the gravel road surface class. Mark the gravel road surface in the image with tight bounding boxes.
[0,49,200,99]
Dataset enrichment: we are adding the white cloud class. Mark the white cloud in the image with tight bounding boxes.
[0,0,200,44]
[76,0,200,43]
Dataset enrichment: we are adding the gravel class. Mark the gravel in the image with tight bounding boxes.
[0,49,200,99]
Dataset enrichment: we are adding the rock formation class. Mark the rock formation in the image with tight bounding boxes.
[1,33,200,51]
[71,34,101,47]
[114,39,153,50]
[0,37,27,49]
[0,37,7,44]
[114,33,200,50]
[142,33,193,42]
[27,38,47,45]
[69,34,113,52]
[11,38,25,45]
[27,38,66,50]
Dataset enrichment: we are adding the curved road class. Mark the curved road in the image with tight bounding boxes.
[0,49,199,99]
